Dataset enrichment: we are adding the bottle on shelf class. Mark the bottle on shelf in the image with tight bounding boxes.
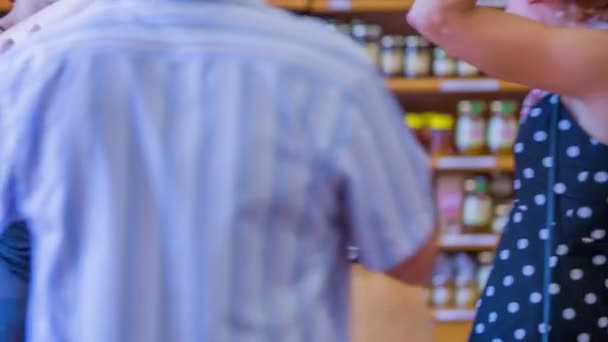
[462,176,493,234]
[429,113,455,156]
[380,35,405,77]
[405,112,428,149]
[432,47,457,78]
[487,100,519,155]
[455,100,487,155]
[476,251,495,293]
[453,253,479,309]
[404,35,432,79]
[430,253,455,308]
[457,59,481,78]
[352,22,382,68]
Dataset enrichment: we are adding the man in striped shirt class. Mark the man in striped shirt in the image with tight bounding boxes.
[0,0,436,341]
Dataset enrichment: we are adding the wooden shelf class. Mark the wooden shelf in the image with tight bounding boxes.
[386,78,527,94]
[311,0,413,12]
[431,155,514,172]
[434,309,476,322]
[439,234,499,251]
[268,0,310,10]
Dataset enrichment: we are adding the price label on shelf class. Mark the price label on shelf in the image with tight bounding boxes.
[327,0,352,10]
[435,156,498,170]
[439,79,501,93]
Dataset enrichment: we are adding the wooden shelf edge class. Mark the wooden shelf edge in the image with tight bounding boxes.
[439,234,499,251]
[431,155,514,172]
[311,0,412,12]
[433,308,477,322]
[268,0,309,10]
[386,78,528,94]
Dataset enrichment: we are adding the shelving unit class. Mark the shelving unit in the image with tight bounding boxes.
[431,155,514,172]
[311,0,412,12]
[387,78,526,94]
[268,0,309,11]
[433,308,477,322]
[439,234,499,251]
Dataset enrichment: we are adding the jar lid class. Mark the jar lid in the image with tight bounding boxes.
[477,251,495,265]
[429,114,454,130]
[381,35,405,48]
[458,100,485,115]
[404,35,430,48]
[495,203,511,215]
[465,175,489,193]
[405,113,425,129]
[433,47,451,59]
[491,100,517,114]
[366,24,382,38]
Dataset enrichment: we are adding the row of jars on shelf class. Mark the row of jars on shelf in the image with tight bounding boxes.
[406,100,520,156]
[326,19,481,78]
[427,252,494,309]
[437,173,514,236]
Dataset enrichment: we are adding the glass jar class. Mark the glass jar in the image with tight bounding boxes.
[404,35,432,78]
[462,176,493,233]
[487,100,519,155]
[457,59,480,78]
[456,100,487,155]
[492,202,511,234]
[490,173,514,200]
[429,113,455,156]
[380,35,405,77]
[476,252,494,294]
[405,112,428,149]
[352,23,382,68]
[433,48,458,78]
[431,253,454,308]
[453,253,479,308]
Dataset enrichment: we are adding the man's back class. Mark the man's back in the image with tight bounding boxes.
[0,1,433,341]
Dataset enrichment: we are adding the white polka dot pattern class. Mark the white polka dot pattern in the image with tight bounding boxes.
[567,146,581,158]
[470,98,608,342]
[514,329,526,340]
[558,119,571,130]
[549,283,560,295]
[563,308,576,320]
[554,183,567,194]
[584,293,597,304]
[594,171,608,183]
[503,275,514,287]
[530,292,542,304]
[570,269,584,281]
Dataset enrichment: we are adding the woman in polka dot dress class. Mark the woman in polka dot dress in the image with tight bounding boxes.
[408,0,608,340]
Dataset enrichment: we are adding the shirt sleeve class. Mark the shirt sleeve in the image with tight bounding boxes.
[335,77,434,272]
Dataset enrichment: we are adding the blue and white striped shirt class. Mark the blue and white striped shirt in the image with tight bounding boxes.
[0,1,433,341]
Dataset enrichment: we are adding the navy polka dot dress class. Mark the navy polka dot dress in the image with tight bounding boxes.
[469,94,608,342]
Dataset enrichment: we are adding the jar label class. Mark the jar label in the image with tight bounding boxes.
[433,59,457,77]
[381,51,404,76]
[432,287,452,306]
[455,288,475,307]
[365,43,380,67]
[456,118,485,152]
[462,196,492,227]
[405,52,431,77]
[488,117,517,150]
